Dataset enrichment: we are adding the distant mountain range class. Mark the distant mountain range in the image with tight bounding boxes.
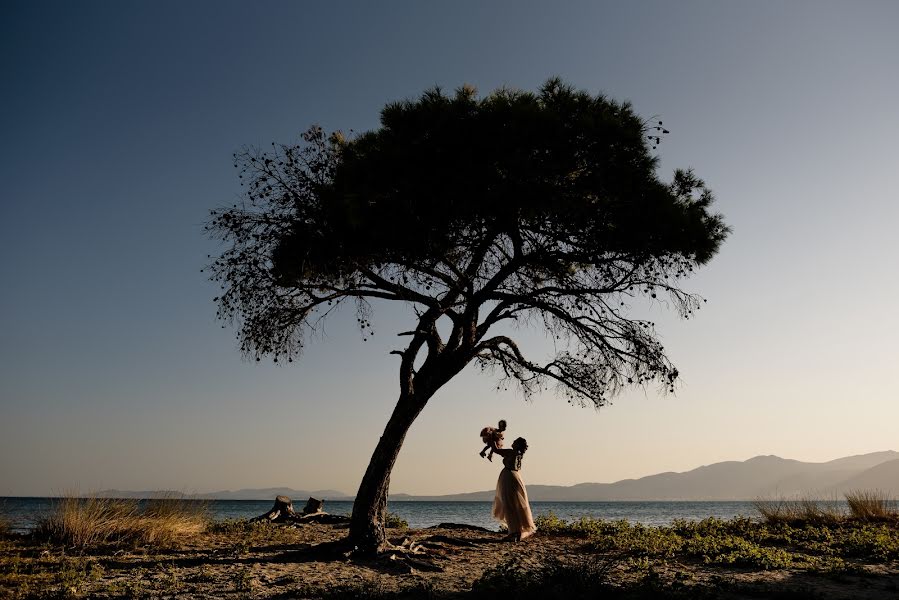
[94,451,899,502]
[95,487,348,501]
[393,451,899,501]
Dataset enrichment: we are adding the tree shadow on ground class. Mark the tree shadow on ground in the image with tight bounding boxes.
[267,565,899,600]
[98,536,468,577]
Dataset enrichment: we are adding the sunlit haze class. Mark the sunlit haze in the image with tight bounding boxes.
[2,1,897,497]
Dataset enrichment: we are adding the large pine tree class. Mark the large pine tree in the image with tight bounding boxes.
[207,79,730,553]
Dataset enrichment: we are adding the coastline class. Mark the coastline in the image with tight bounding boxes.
[0,498,780,535]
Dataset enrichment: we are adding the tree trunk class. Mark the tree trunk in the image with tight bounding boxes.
[349,391,428,554]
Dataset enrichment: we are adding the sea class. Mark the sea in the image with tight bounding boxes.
[0,498,767,535]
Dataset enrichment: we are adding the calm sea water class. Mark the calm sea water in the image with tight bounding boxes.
[0,497,766,535]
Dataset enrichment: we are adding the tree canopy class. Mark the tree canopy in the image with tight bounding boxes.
[208,78,729,408]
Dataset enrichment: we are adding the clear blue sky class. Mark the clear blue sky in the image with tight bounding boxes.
[2,1,897,496]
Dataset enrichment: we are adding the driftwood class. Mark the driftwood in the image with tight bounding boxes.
[252,496,349,525]
[298,512,351,524]
[423,534,479,547]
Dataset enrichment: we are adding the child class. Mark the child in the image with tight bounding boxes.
[479,419,507,461]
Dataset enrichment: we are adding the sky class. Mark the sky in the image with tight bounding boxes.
[1,1,898,497]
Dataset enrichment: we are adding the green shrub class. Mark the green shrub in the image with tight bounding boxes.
[384,511,408,529]
[596,522,683,558]
[838,523,899,560]
[208,517,265,534]
[533,511,569,534]
[687,535,793,569]
[534,512,632,539]
[471,555,616,598]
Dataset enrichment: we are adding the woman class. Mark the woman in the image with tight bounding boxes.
[490,437,536,541]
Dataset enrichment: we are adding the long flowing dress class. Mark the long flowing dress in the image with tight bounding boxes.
[492,451,536,539]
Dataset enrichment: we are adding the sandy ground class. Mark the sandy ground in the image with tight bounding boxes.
[3,522,899,599]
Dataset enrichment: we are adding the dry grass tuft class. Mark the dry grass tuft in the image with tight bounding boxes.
[797,497,844,524]
[34,493,209,548]
[0,499,10,537]
[34,495,136,547]
[753,495,843,525]
[845,489,898,521]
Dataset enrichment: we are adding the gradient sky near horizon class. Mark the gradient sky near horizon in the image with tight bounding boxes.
[2,1,898,497]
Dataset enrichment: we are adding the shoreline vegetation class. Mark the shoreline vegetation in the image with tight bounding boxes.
[1,492,898,599]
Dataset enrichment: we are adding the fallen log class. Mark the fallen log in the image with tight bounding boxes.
[297,512,350,524]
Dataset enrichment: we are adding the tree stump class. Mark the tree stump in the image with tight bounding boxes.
[252,495,297,522]
[252,495,350,525]
[302,497,324,515]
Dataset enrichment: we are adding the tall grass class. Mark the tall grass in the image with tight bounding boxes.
[755,491,899,525]
[845,490,898,521]
[0,498,10,536]
[753,496,843,525]
[34,494,209,548]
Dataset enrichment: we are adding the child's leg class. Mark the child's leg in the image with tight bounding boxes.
[480,445,488,458]
[487,447,494,461]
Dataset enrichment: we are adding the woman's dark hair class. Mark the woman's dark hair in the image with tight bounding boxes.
[512,437,528,453]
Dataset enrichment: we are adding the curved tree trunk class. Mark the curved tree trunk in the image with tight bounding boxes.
[349,391,428,554]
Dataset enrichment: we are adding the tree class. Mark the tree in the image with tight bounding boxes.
[206,79,730,554]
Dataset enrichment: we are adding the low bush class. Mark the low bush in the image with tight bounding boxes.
[208,517,268,534]
[384,511,408,529]
[538,510,899,573]
[471,555,616,599]
[838,523,899,560]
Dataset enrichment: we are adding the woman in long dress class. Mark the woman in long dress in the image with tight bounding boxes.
[491,437,536,541]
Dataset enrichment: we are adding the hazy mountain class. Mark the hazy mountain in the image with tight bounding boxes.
[836,459,899,495]
[94,489,193,499]
[391,451,899,501]
[819,451,899,471]
[90,451,898,502]
[94,488,350,500]
[196,488,350,501]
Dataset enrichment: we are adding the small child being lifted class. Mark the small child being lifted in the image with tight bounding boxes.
[479,419,507,461]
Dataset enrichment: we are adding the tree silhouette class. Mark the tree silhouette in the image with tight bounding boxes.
[206,79,730,554]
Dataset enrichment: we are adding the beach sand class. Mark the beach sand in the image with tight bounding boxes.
[2,521,899,598]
